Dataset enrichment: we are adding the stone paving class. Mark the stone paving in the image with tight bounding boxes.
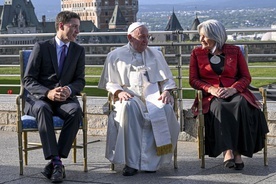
[1,131,276,184]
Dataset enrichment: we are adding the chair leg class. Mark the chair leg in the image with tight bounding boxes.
[260,88,268,166]
[199,126,205,169]
[111,163,115,171]
[18,131,23,175]
[72,138,77,163]
[83,128,88,172]
[264,134,268,166]
[23,132,28,166]
[201,151,205,169]
[198,116,205,169]
[174,143,178,169]
[197,90,205,168]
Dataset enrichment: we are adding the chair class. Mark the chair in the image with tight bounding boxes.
[106,46,179,170]
[16,50,88,175]
[107,91,179,170]
[196,45,268,168]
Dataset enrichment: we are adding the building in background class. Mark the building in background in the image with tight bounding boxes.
[0,0,95,64]
[164,9,183,42]
[0,0,42,45]
[261,24,276,41]
[61,0,138,30]
[188,12,200,41]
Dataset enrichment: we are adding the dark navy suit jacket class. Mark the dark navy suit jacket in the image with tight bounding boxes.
[23,38,85,112]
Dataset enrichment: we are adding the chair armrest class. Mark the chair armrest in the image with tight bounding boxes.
[196,90,203,115]
[259,87,268,120]
[79,93,87,130]
[16,94,23,132]
[16,94,23,117]
[79,93,87,112]
[107,92,114,115]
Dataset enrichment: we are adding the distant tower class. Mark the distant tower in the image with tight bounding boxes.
[61,0,138,30]
[189,12,200,41]
[108,5,127,31]
[164,8,183,41]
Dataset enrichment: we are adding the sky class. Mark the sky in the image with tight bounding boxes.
[139,0,189,4]
[29,0,276,21]
[30,0,202,7]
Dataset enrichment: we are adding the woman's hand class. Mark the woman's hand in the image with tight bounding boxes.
[217,87,237,98]
[208,87,237,98]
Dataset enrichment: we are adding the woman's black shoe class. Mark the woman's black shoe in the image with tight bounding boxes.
[235,162,244,170]
[223,159,235,168]
[122,165,138,176]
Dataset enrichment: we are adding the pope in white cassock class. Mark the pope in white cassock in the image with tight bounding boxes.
[98,22,180,176]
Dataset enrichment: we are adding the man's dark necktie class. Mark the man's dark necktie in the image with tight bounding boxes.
[58,44,67,75]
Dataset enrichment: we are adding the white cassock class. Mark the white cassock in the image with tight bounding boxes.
[98,43,180,171]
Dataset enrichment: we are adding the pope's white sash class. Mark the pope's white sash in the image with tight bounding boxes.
[133,66,172,156]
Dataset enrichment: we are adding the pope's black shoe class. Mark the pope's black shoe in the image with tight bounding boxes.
[144,170,156,173]
[51,165,66,183]
[122,165,138,176]
[41,162,54,179]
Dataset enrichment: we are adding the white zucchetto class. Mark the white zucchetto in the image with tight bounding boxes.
[127,22,145,35]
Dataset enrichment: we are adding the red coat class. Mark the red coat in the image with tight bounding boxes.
[189,44,260,116]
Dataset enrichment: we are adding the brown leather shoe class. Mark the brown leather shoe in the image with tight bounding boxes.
[122,165,138,176]
[41,162,54,179]
[51,165,66,183]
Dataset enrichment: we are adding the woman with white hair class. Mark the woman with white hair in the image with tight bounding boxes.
[189,19,268,170]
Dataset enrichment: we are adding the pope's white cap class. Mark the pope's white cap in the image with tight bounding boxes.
[127,22,145,35]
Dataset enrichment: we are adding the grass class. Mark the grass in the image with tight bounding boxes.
[0,61,275,99]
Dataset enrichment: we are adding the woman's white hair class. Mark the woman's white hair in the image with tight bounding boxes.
[197,19,227,50]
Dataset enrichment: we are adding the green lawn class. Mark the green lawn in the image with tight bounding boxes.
[0,61,275,99]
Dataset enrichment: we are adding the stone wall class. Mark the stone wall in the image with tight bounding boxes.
[1,94,276,145]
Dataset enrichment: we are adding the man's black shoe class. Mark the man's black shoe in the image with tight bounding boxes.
[122,165,138,176]
[51,165,66,183]
[41,162,54,179]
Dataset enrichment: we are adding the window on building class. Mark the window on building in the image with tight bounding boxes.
[125,0,129,5]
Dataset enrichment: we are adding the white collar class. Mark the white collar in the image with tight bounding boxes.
[55,36,70,48]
